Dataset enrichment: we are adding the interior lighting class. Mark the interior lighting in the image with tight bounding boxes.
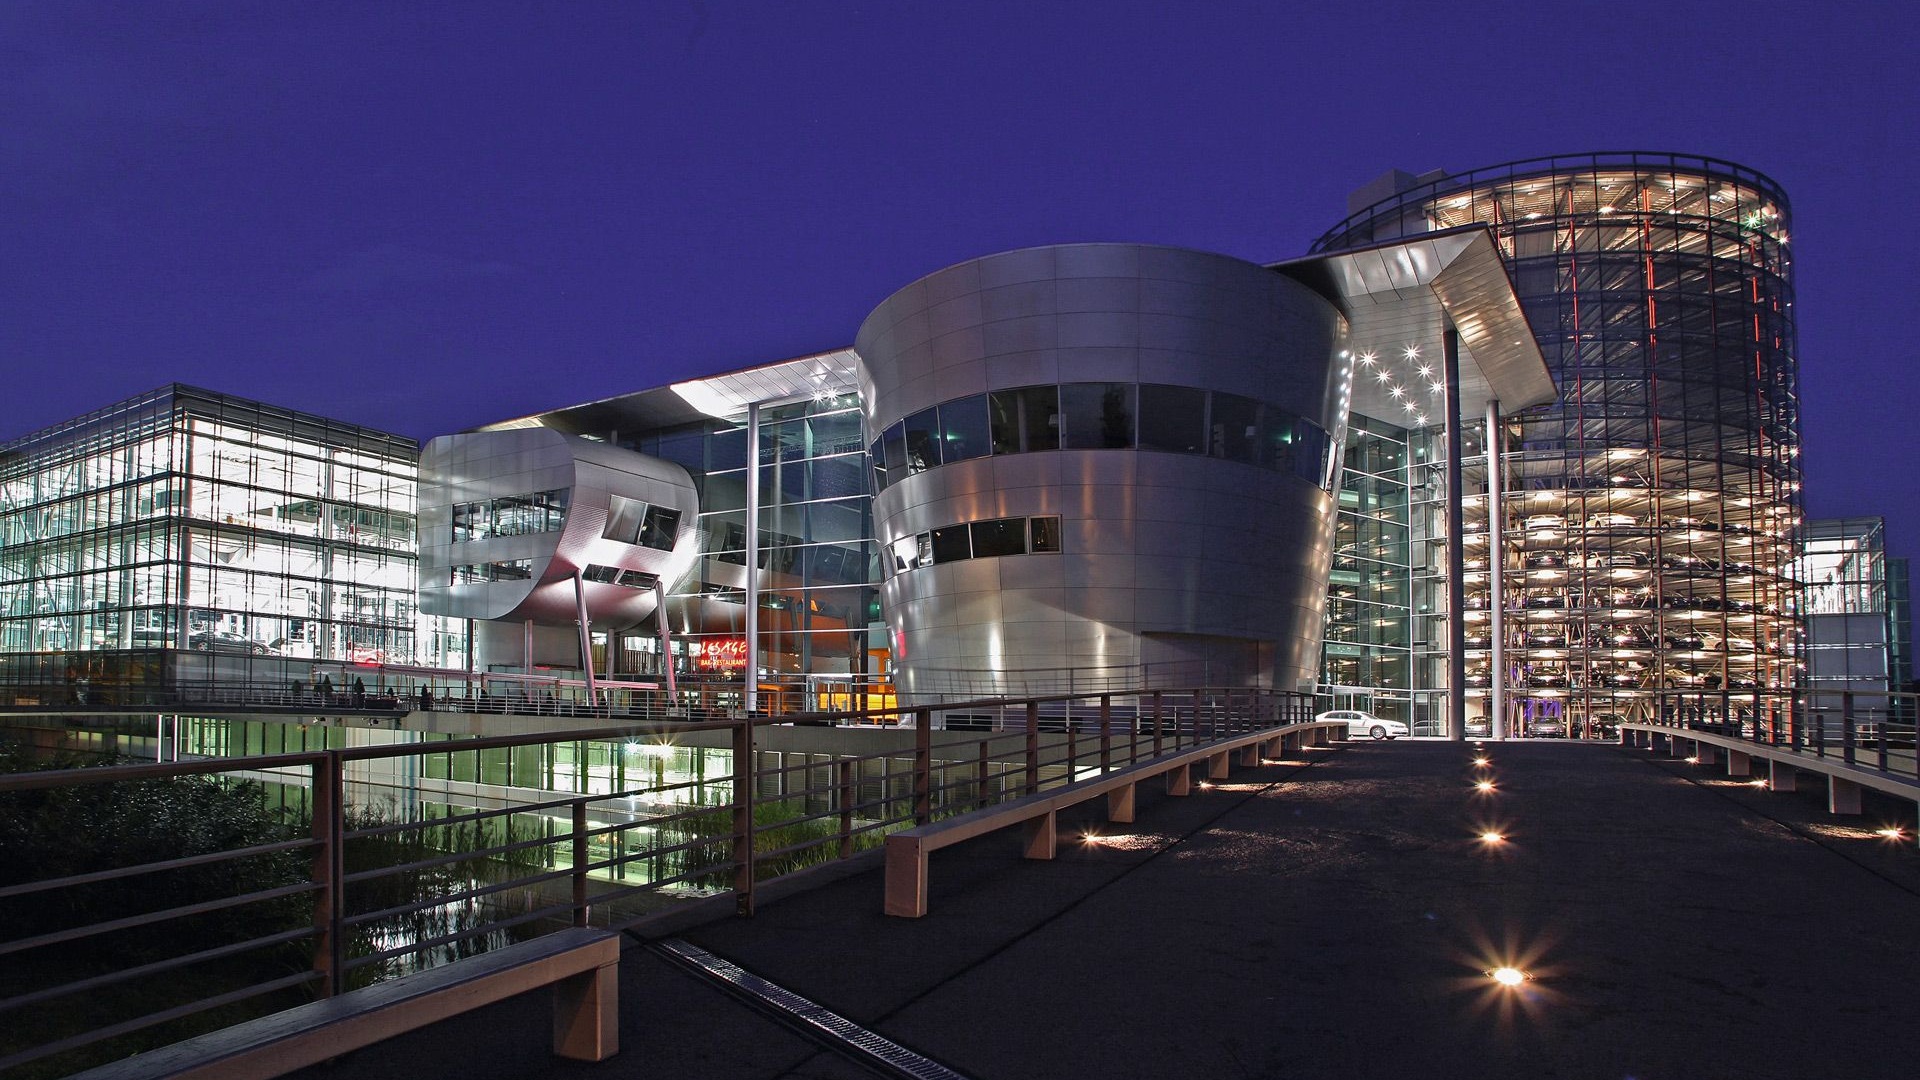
[1376,369,1393,383]
[1358,351,1377,365]
[1403,345,1422,360]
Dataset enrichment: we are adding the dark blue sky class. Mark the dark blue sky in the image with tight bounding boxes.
[3,2,1915,551]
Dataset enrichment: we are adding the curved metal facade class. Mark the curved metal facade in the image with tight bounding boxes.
[418,428,700,629]
[1313,153,1802,731]
[855,243,1348,699]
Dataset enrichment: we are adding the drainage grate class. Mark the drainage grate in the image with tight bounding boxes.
[647,937,972,1080]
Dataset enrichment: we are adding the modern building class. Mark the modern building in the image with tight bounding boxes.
[1801,517,1914,728]
[0,385,455,704]
[459,236,1549,714]
[1312,153,1803,737]
[2,152,1859,738]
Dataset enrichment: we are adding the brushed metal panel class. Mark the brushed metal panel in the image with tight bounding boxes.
[1055,346,1140,383]
[975,246,1059,289]
[1056,243,1144,279]
[1055,276,1143,314]
[980,280,1059,322]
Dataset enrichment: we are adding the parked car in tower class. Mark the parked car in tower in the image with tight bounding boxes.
[1525,715,1568,738]
[1586,512,1640,531]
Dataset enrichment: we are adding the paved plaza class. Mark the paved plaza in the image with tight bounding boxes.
[299,738,1920,1080]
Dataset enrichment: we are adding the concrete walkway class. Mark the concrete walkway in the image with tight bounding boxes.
[299,739,1920,1080]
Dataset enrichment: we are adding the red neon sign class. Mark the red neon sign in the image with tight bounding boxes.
[692,639,749,671]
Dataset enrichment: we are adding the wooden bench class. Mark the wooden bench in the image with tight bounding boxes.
[75,927,621,1080]
[884,722,1339,917]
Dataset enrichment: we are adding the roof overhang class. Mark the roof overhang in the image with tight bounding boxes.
[476,349,861,435]
[1271,226,1556,422]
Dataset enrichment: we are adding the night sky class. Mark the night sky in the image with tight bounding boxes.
[4,2,1915,553]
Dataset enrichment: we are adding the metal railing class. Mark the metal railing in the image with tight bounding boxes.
[1634,688,1919,783]
[0,685,1309,1076]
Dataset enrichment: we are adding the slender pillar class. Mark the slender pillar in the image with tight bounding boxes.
[1443,326,1467,741]
[572,571,597,705]
[653,579,678,696]
[1485,398,1506,741]
[744,402,761,715]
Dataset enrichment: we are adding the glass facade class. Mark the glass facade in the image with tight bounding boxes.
[869,382,1334,496]
[1322,416,1413,722]
[1801,518,1911,726]
[620,390,882,699]
[1314,153,1804,736]
[0,386,457,702]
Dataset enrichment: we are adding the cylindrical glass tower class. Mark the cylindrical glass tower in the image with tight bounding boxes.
[1312,152,1802,737]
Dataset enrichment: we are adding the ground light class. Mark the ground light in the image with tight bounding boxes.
[1472,755,1491,767]
[1475,779,1496,792]
[1876,826,1907,841]
[1749,779,1769,789]
[1491,967,1527,986]
[1480,831,1505,845]
[1685,756,1700,764]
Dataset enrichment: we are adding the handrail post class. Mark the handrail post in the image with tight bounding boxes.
[976,737,992,809]
[310,752,344,998]
[1153,690,1165,757]
[1842,692,1856,766]
[914,707,933,825]
[571,798,589,927]
[1099,694,1112,774]
[1025,700,1040,795]
[732,716,756,916]
[837,758,855,860]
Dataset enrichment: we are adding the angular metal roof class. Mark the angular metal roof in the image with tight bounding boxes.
[1272,225,1557,421]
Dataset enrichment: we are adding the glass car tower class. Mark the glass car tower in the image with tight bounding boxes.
[1313,152,1803,737]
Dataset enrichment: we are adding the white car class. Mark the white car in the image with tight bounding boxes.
[1316,709,1409,740]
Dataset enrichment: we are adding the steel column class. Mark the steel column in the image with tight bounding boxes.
[1485,398,1506,740]
[1443,325,1468,741]
[744,401,761,715]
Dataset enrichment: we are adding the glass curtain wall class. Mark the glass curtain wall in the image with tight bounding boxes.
[623,391,882,707]
[1314,153,1803,737]
[0,386,451,701]
[1800,518,1903,725]
[1322,416,1413,723]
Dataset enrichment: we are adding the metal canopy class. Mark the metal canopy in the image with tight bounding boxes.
[1272,226,1556,422]
[477,349,860,435]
